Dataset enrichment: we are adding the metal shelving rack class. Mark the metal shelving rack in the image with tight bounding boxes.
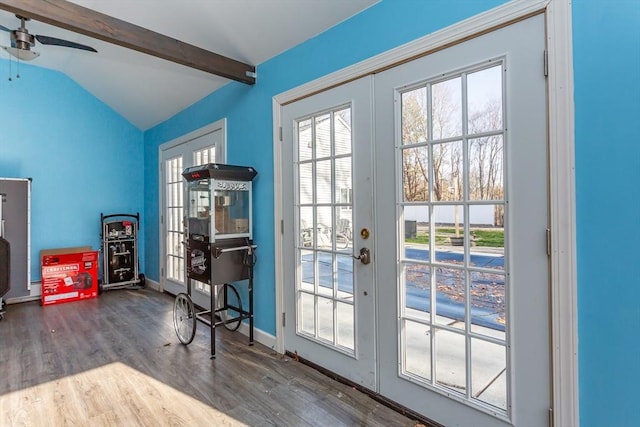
[100,212,145,292]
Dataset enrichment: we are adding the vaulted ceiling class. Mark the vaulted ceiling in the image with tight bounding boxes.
[0,0,377,130]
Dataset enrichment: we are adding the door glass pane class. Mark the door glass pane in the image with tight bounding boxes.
[317,296,334,342]
[433,205,466,266]
[300,206,314,248]
[334,108,352,156]
[298,118,313,161]
[404,320,431,381]
[299,163,313,205]
[435,267,465,330]
[435,329,466,394]
[470,271,506,336]
[194,146,216,165]
[316,160,332,204]
[300,249,314,293]
[316,113,331,158]
[299,292,315,335]
[316,206,332,249]
[336,302,354,350]
[471,338,506,410]
[402,87,428,144]
[469,136,504,201]
[469,205,504,268]
[432,77,462,140]
[336,254,353,299]
[335,208,352,254]
[295,105,355,353]
[335,158,352,202]
[433,141,463,202]
[404,206,428,261]
[467,65,503,134]
[402,146,429,202]
[404,263,430,315]
[317,252,333,298]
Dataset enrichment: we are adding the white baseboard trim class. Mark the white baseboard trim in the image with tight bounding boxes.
[6,280,41,304]
[145,278,161,292]
[237,321,277,351]
[5,294,40,304]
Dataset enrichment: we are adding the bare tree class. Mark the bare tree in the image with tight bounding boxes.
[401,91,428,201]
[469,100,503,202]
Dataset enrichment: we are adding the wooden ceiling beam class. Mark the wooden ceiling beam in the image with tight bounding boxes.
[0,0,256,84]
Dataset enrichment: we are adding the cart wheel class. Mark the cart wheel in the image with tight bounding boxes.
[173,293,196,344]
[138,273,146,288]
[217,284,243,332]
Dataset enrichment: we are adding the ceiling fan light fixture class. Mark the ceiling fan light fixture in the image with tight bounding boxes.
[2,46,39,61]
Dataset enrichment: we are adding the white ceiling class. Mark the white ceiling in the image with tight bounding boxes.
[0,0,377,130]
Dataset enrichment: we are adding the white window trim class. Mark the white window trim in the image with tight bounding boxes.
[272,1,577,425]
[158,118,227,160]
[158,118,227,291]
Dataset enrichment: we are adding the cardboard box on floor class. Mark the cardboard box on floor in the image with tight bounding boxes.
[41,246,98,306]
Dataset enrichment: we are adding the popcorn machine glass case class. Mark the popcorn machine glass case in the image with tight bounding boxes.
[184,164,256,243]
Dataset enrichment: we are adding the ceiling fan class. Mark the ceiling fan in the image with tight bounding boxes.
[0,14,97,61]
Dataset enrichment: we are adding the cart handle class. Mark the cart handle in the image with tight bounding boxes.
[213,244,257,259]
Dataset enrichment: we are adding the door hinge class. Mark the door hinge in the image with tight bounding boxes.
[282,312,286,327]
[161,267,164,277]
[549,407,554,427]
[544,49,549,77]
[279,126,283,142]
[161,215,164,225]
[546,228,551,256]
[281,219,284,235]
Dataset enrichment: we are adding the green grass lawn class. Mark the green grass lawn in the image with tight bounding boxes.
[406,227,504,247]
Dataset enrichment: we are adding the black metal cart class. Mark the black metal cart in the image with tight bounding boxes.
[100,212,145,292]
[173,163,258,358]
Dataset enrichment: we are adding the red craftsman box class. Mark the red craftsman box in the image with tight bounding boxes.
[40,247,98,306]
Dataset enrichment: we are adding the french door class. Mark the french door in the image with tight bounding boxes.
[160,123,224,309]
[282,15,549,426]
[282,76,376,389]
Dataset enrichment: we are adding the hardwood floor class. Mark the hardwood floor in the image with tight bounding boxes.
[0,289,418,426]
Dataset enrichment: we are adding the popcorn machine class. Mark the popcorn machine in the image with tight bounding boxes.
[173,163,258,358]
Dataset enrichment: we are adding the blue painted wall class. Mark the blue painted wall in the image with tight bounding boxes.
[574,1,640,426]
[143,0,505,347]
[0,60,144,292]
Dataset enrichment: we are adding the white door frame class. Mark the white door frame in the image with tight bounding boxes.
[272,1,577,426]
[158,118,227,292]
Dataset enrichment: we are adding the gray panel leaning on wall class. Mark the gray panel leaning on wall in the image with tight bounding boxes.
[0,178,30,301]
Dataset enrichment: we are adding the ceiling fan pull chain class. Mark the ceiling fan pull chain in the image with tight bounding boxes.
[8,55,11,81]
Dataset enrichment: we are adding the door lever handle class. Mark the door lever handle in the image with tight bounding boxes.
[353,247,371,265]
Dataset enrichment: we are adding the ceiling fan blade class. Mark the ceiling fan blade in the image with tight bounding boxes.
[0,24,12,32]
[35,35,97,53]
